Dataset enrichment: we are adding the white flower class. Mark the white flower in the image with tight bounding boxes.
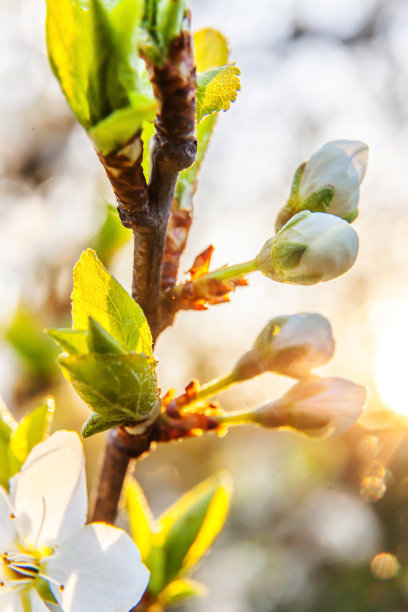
[299,140,368,219]
[256,211,359,285]
[275,139,368,230]
[0,431,149,612]
[255,376,366,437]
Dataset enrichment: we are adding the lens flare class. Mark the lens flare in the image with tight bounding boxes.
[374,300,408,416]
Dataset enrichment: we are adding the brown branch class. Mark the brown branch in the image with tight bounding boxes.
[92,30,197,525]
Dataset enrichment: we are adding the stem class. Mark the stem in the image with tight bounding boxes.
[198,259,259,283]
[181,371,238,409]
[213,409,257,426]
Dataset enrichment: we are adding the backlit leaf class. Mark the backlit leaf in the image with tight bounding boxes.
[158,472,233,583]
[81,414,123,438]
[158,579,207,607]
[125,478,154,560]
[72,249,152,355]
[196,65,241,123]
[60,352,158,424]
[45,329,89,356]
[8,401,55,476]
[193,28,228,73]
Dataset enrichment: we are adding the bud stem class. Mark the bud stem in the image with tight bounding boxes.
[193,371,239,405]
[196,259,259,283]
[213,408,259,426]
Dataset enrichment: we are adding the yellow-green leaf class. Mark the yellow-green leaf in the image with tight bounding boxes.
[45,329,89,356]
[87,317,124,354]
[125,478,154,560]
[158,472,233,583]
[196,65,241,123]
[158,579,207,608]
[60,352,158,425]
[72,249,152,355]
[8,400,55,477]
[0,399,16,490]
[193,28,228,72]
[89,100,156,155]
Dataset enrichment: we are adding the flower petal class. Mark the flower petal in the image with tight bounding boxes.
[28,589,51,612]
[46,523,149,612]
[9,431,87,548]
[0,486,17,551]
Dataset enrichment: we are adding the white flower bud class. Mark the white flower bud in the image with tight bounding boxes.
[255,376,366,437]
[233,313,335,380]
[256,211,359,285]
[276,139,368,230]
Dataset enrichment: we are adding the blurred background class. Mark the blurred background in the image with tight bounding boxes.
[2,0,408,609]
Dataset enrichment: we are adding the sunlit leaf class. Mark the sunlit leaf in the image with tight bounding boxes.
[45,329,89,356]
[141,121,156,183]
[0,400,16,490]
[60,352,158,424]
[158,472,233,583]
[72,249,152,355]
[8,401,55,476]
[81,413,123,438]
[193,28,228,73]
[89,100,155,155]
[196,65,241,123]
[158,579,207,607]
[87,316,124,354]
[125,478,154,560]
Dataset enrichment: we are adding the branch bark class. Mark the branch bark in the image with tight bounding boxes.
[92,30,197,525]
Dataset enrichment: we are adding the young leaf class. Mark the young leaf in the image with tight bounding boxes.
[193,28,229,72]
[125,478,154,560]
[196,65,241,123]
[158,472,233,584]
[8,401,55,477]
[158,579,207,607]
[156,0,186,50]
[72,249,152,355]
[87,316,124,354]
[81,414,124,438]
[0,400,16,490]
[45,329,89,356]
[59,352,158,424]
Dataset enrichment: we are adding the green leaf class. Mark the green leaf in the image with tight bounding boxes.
[72,249,152,355]
[158,472,233,585]
[89,100,156,155]
[125,478,154,560]
[45,329,89,356]
[60,352,158,424]
[193,28,229,73]
[158,579,207,607]
[0,400,16,490]
[46,0,155,152]
[196,65,241,123]
[5,307,58,378]
[91,203,132,266]
[87,317,124,354]
[156,0,186,50]
[141,121,156,183]
[8,401,55,477]
[81,414,123,438]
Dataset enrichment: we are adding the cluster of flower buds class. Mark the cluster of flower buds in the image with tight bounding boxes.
[253,376,366,437]
[275,140,369,230]
[232,313,335,380]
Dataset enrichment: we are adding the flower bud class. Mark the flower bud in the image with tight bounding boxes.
[254,376,366,437]
[233,313,335,380]
[276,140,368,230]
[256,211,359,285]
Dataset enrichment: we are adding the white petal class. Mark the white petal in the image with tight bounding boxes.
[46,523,149,612]
[9,431,87,548]
[0,591,25,612]
[28,589,52,612]
[0,485,17,550]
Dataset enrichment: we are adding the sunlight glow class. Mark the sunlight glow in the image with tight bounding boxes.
[374,300,408,416]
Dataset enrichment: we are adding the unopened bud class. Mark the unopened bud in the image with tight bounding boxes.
[256,211,359,285]
[233,313,335,380]
[276,140,368,230]
[254,376,366,437]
